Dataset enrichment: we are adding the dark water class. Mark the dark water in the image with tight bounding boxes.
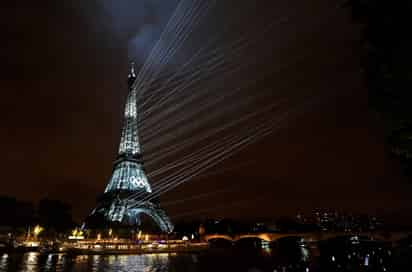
[0,250,308,272]
[2,235,408,271]
[0,243,405,272]
[0,252,195,272]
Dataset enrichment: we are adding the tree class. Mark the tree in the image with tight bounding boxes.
[37,198,74,233]
[0,196,34,229]
[347,0,412,177]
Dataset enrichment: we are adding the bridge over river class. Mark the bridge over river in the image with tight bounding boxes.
[203,231,412,243]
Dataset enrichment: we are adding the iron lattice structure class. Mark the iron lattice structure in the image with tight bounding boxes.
[85,63,173,233]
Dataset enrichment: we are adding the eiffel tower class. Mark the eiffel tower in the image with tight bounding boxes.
[85,63,173,233]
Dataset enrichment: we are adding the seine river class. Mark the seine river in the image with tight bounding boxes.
[0,250,311,272]
[1,252,196,272]
[0,251,279,272]
[0,236,404,271]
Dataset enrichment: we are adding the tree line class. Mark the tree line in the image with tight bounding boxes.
[347,0,412,177]
[0,196,74,235]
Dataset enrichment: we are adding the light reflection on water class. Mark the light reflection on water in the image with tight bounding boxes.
[0,254,8,271]
[0,252,186,272]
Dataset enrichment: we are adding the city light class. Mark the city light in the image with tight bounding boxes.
[69,228,84,240]
[33,225,44,237]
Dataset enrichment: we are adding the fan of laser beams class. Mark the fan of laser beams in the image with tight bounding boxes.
[127,95,323,206]
[122,0,342,204]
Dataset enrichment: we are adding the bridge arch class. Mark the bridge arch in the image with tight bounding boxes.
[204,234,234,242]
[235,234,273,242]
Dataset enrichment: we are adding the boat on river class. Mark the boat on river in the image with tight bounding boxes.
[63,239,209,255]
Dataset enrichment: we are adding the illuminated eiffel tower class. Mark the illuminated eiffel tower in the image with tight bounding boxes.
[85,63,173,233]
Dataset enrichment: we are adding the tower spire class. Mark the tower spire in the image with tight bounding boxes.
[128,61,137,88]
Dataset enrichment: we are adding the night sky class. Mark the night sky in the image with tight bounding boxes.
[2,0,411,223]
